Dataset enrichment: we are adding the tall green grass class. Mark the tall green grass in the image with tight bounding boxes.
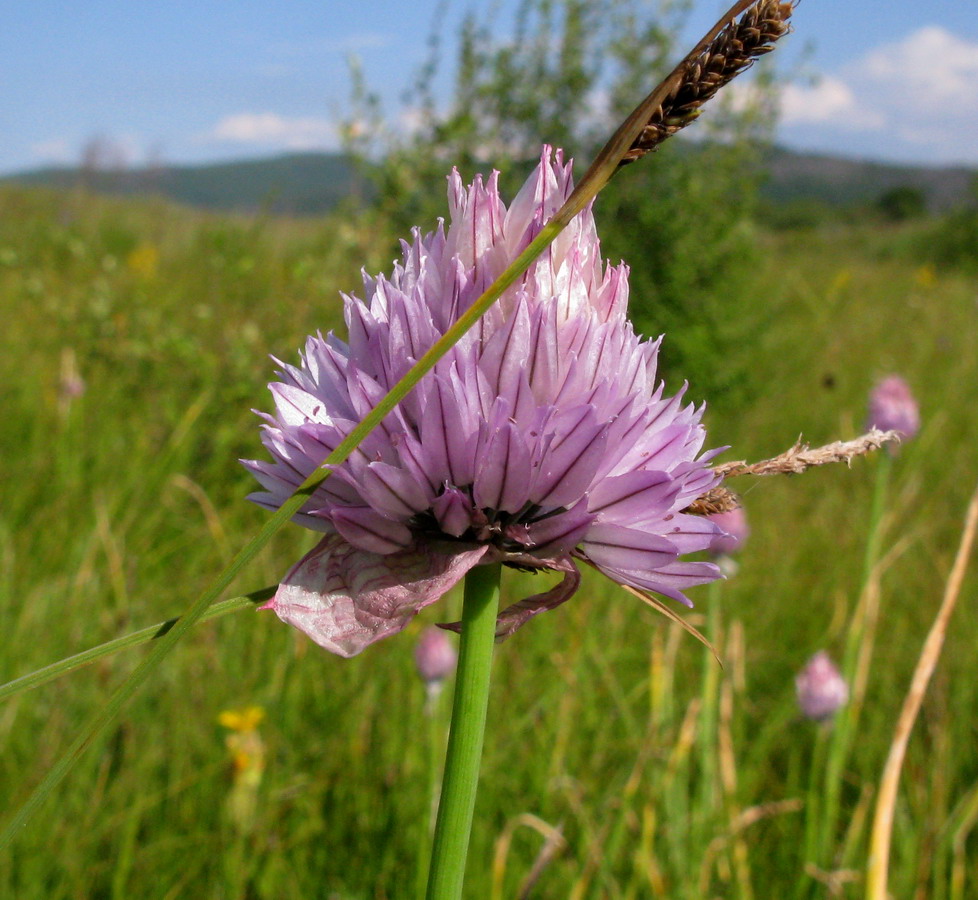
[1,184,976,898]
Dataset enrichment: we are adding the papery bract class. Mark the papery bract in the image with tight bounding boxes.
[245,147,724,656]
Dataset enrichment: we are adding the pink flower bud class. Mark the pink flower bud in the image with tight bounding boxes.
[708,506,749,557]
[796,651,848,721]
[866,376,920,447]
[414,627,457,684]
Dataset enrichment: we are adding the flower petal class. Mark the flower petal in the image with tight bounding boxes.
[265,534,488,657]
[331,506,413,555]
[523,498,594,555]
[473,414,533,514]
[660,513,722,555]
[594,559,722,607]
[530,406,608,508]
[580,522,677,573]
[420,374,478,488]
[432,487,473,537]
[357,461,430,519]
[586,469,681,525]
[269,382,333,426]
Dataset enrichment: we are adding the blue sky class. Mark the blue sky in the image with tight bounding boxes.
[3,1,977,175]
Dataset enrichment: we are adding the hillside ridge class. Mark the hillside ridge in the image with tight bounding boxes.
[4,147,974,215]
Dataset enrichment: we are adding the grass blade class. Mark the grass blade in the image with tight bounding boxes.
[0,588,274,703]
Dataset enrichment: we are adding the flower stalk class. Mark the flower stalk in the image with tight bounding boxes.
[425,564,502,900]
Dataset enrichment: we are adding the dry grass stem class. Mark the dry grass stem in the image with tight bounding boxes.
[714,429,901,479]
[619,0,793,166]
[491,813,567,900]
[516,822,567,900]
[620,582,720,662]
[700,799,804,893]
[865,480,978,900]
[684,430,901,515]
[850,535,913,712]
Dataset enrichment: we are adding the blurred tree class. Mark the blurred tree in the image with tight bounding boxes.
[876,185,927,222]
[78,135,129,191]
[925,175,978,274]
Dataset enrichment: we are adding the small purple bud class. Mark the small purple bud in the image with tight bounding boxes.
[58,348,86,416]
[708,506,749,558]
[414,627,457,685]
[60,373,86,399]
[866,376,920,449]
[796,651,849,721]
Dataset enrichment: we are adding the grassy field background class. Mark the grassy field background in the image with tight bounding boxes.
[0,180,976,899]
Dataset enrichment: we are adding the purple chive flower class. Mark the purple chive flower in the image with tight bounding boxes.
[708,506,749,558]
[796,651,849,722]
[866,376,920,448]
[244,147,724,657]
[415,627,458,685]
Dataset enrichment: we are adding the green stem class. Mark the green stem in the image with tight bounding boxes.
[795,723,830,900]
[425,564,501,900]
[0,588,274,703]
[820,452,892,864]
[417,681,449,898]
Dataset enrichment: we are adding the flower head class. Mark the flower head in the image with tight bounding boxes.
[708,506,749,558]
[245,148,723,657]
[866,375,919,449]
[415,626,458,685]
[796,651,848,721]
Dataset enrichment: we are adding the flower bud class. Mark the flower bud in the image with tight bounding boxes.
[866,376,920,448]
[414,627,458,685]
[796,651,848,721]
[708,506,749,558]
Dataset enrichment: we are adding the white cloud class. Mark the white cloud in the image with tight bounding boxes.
[781,77,872,126]
[778,26,978,163]
[860,26,978,107]
[207,113,338,150]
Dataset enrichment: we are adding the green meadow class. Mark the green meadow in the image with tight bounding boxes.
[1,180,976,899]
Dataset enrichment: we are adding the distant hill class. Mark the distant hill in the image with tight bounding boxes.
[3,147,974,215]
[2,153,366,217]
[760,147,976,212]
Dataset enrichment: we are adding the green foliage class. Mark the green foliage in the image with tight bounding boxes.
[922,176,978,273]
[2,184,977,898]
[597,139,768,407]
[757,196,846,231]
[875,185,927,222]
